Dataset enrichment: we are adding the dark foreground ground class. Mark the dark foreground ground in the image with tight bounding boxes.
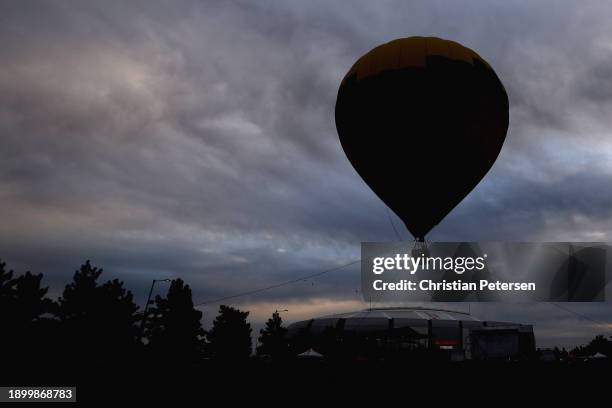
[1,358,609,406]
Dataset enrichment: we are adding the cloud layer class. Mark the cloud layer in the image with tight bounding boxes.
[2,0,612,347]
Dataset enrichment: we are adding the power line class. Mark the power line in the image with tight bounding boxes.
[549,302,612,333]
[193,201,406,307]
[194,258,361,307]
[194,241,612,337]
[194,241,410,307]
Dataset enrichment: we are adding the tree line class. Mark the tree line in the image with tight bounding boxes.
[2,257,609,375]
[0,259,292,376]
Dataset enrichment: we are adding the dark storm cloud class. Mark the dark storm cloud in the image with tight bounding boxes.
[2,0,612,346]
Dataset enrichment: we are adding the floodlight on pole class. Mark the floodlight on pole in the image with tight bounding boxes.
[139,278,172,339]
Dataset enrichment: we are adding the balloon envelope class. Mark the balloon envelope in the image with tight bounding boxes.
[335,37,509,240]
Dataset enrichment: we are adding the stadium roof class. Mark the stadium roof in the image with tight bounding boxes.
[317,307,481,321]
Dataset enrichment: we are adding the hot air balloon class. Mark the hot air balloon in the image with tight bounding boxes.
[335,37,509,241]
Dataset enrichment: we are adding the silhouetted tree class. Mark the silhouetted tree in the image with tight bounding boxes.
[571,334,612,358]
[145,278,206,362]
[0,260,13,295]
[57,260,102,320]
[0,260,15,367]
[56,260,140,365]
[257,311,289,359]
[560,347,569,361]
[0,260,56,369]
[12,271,55,324]
[207,305,252,361]
[586,334,611,356]
[0,260,15,320]
[0,262,54,323]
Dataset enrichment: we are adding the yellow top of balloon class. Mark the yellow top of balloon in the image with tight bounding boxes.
[342,36,490,84]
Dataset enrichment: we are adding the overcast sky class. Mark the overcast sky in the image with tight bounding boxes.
[2,0,612,348]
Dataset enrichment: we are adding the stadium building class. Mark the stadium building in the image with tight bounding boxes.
[287,307,535,361]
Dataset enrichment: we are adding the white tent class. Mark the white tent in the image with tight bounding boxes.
[297,348,323,359]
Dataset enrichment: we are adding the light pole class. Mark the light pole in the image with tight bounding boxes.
[140,279,172,337]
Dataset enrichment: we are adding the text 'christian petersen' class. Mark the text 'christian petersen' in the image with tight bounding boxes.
[372,279,537,292]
